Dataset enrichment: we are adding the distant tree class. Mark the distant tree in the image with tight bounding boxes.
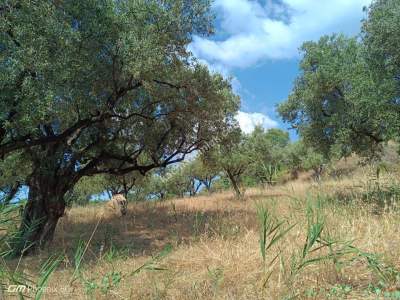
[1,0,239,255]
[144,168,171,201]
[278,34,396,160]
[0,183,21,205]
[247,126,290,185]
[128,157,219,200]
[282,140,328,181]
[166,156,221,196]
[283,141,307,180]
[209,175,231,193]
[161,164,195,198]
[191,155,220,192]
[179,162,203,197]
[103,172,142,200]
[65,175,108,206]
[301,148,327,181]
[204,128,249,198]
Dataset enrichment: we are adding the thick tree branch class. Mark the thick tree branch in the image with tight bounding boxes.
[0,110,132,157]
[0,116,100,157]
[82,140,199,177]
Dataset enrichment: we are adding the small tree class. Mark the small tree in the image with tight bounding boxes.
[302,148,327,181]
[103,172,142,200]
[162,164,199,198]
[140,169,170,201]
[65,175,108,206]
[246,126,289,185]
[204,128,249,198]
[282,140,327,181]
[283,141,307,180]
[191,155,220,192]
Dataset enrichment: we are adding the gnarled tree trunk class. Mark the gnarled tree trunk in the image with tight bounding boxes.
[11,171,70,256]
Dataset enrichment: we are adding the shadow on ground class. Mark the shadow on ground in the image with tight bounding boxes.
[45,197,259,266]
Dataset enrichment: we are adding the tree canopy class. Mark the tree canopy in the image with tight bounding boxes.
[1,0,239,176]
[278,0,400,159]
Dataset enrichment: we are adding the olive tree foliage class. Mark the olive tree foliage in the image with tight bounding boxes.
[139,169,170,200]
[65,175,108,206]
[169,156,220,196]
[0,0,239,255]
[301,147,327,181]
[121,156,219,201]
[202,127,293,196]
[284,140,327,180]
[278,35,384,158]
[166,163,202,197]
[64,172,144,205]
[140,159,214,200]
[102,172,144,199]
[278,1,400,161]
[203,128,250,198]
[283,141,306,180]
[109,166,182,201]
[362,0,400,137]
[190,154,220,192]
[246,126,289,185]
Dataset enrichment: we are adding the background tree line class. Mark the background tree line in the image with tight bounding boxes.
[60,126,328,203]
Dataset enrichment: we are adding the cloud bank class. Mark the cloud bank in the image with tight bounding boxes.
[190,0,372,69]
[236,111,278,134]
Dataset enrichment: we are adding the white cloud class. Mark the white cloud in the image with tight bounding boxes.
[190,0,372,69]
[236,111,278,134]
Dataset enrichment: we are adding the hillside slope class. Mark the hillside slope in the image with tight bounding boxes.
[3,166,400,299]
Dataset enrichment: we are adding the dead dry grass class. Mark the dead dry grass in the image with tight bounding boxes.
[3,170,400,299]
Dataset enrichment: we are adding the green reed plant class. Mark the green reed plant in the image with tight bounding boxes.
[130,243,173,276]
[255,201,296,288]
[289,199,352,282]
[0,204,64,300]
[34,254,64,300]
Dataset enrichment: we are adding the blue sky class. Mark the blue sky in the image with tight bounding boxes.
[189,0,373,137]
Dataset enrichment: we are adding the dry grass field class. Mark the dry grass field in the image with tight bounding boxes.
[2,167,400,299]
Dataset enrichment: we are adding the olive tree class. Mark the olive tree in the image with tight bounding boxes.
[362,0,400,136]
[283,140,327,181]
[174,162,203,197]
[203,128,249,198]
[246,126,289,185]
[0,0,239,255]
[65,175,108,206]
[278,34,394,160]
[190,155,220,192]
[103,172,142,200]
[283,141,307,180]
[278,1,400,162]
